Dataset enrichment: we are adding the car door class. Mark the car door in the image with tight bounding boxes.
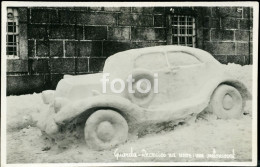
[166,51,208,101]
[133,51,173,107]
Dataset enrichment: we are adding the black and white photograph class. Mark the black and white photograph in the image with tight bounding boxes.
[1,1,258,166]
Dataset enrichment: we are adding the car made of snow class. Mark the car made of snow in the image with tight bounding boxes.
[38,45,251,150]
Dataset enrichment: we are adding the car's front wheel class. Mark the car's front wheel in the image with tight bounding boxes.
[209,84,243,119]
[84,109,128,150]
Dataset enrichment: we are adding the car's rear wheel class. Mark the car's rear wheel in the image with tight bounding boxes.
[209,84,243,119]
[84,109,128,150]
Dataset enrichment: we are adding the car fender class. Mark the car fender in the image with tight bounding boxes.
[199,77,252,114]
[53,95,145,126]
[146,76,251,123]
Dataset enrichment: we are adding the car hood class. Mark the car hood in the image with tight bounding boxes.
[55,73,104,101]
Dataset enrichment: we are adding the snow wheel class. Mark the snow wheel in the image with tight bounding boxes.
[127,69,155,106]
[209,84,243,119]
[84,109,128,150]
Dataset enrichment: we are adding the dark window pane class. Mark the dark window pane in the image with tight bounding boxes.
[187,17,193,25]
[8,26,14,32]
[7,22,16,32]
[8,22,15,26]
[8,35,14,42]
[172,37,178,44]
[188,28,193,35]
[180,37,185,44]
[179,17,185,25]
[8,35,16,43]
[7,47,17,55]
[180,28,185,34]
[7,46,14,52]
[187,37,193,44]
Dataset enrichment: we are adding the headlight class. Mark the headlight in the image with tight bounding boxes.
[54,97,69,113]
[42,90,55,104]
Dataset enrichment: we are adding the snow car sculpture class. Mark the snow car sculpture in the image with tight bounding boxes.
[38,45,251,150]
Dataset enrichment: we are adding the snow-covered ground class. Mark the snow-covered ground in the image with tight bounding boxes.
[5,63,253,163]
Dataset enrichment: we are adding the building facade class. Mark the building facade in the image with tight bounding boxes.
[6,7,253,95]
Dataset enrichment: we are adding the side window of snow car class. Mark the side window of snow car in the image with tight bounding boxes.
[167,51,201,66]
[134,52,167,70]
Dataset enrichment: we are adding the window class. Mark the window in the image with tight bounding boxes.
[168,15,196,47]
[134,52,167,70]
[6,8,19,58]
[167,51,201,66]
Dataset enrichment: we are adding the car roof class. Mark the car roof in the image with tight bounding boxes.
[110,45,219,64]
[103,45,220,76]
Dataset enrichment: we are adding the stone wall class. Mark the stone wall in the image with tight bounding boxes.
[196,7,253,64]
[6,7,253,95]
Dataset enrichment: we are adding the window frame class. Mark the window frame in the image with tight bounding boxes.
[6,7,19,59]
[166,51,203,67]
[134,52,169,70]
[167,14,196,47]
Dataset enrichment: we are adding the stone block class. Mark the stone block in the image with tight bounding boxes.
[108,27,130,40]
[103,41,131,57]
[239,19,253,30]
[28,24,47,39]
[204,42,236,55]
[131,42,166,49]
[19,23,28,59]
[245,54,253,65]
[7,59,28,72]
[212,55,228,64]
[30,9,58,23]
[203,29,210,41]
[243,7,253,18]
[78,13,117,25]
[235,30,251,41]
[197,17,210,29]
[221,18,238,29]
[237,43,249,55]
[131,27,166,41]
[50,41,63,57]
[89,58,106,72]
[50,74,64,89]
[118,14,153,26]
[59,10,77,24]
[211,29,234,41]
[28,40,35,57]
[89,7,103,11]
[211,18,221,28]
[131,7,154,13]
[154,15,165,27]
[212,7,242,18]
[30,58,49,73]
[7,75,45,95]
[197,7,212,17]
[76,58,88,72]
[50,25,83,39]
[18,8,28,22]
[85,26,107,40]
[36,41,49,57]
[50,58,75,73]
[153,7,165,14]
[103,7,131,12]
[227,55,245,65]
[65,41,102,57]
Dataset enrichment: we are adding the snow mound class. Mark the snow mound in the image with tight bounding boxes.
[6,64,253,163]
